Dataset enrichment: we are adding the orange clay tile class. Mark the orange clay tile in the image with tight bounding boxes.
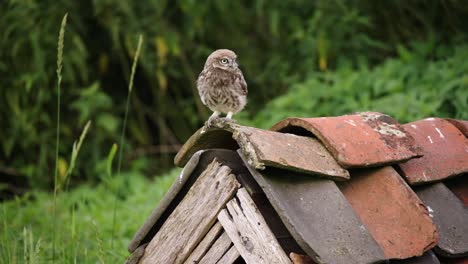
[271,112,422,168]
[398,118,468,185]
[340,166,438,259]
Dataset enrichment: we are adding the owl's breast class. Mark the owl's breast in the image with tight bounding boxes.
[197,69,246,113]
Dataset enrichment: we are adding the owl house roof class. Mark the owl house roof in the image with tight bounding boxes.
[127,112,468,264]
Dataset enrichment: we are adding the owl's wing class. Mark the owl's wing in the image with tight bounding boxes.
[196,70,205,89]
[196,70,207,105]
[237,71,248,96]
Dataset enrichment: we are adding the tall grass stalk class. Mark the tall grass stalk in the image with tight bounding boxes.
[22,227,41,264]
[2,206,11,263]
[92,220,106,264]
[52,13,68,263]
[64,121,92,191]
[111,34,144,248]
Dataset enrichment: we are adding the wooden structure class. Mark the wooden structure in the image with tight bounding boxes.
[128,149,299,264]
[127,113,468,264]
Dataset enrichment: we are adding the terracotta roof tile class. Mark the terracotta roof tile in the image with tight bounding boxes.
[340,166,438,259]
[271,112,422,168]
[398,118,468,185]
[447,119,468,137]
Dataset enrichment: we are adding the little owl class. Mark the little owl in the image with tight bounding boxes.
[197,49,247,123]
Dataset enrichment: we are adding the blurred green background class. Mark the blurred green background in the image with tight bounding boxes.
[1,0,467,263]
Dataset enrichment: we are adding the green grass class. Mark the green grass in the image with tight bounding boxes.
[0,168,179,263]
[0,14,155,263]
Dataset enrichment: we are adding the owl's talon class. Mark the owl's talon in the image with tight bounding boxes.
[223,117,237,124]
[205,115,218,128]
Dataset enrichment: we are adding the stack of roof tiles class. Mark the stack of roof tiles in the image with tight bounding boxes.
[129,112,468,264]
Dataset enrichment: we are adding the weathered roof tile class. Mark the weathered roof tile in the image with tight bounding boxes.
[447,119,468,137]
[415,182,468,257]
[175,121,350,180]
[233,126,349,180]
[271,112,422,168]
[340,166,438,259]
[399,118,468,185]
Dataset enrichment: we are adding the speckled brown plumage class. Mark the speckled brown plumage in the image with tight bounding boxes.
[197,49,247,122]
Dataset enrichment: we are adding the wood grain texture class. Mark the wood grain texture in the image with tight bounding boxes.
[185,222,223,264]
[218,188,291,264]
[140,160,241,264]
[216,246,240,264]
[198,232,232,264]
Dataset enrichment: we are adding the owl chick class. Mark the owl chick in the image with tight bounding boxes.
[197,49,248,124]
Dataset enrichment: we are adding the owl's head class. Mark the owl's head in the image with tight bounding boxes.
[206,49,239,72]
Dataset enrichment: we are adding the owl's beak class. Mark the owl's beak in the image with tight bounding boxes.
[233,62,239,68]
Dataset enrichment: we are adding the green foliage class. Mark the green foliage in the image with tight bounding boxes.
[1,0,468,189]
[0,169,179,263]
[251,44,468,128]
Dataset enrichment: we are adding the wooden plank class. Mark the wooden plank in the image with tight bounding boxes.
[129,150,206,252]
[218,188,292,264]
[198,232,232,264]
[216,246,241,264]
[185,222,223,264]
[125,243,148,264]
[131,149,245,252]
[140,160,241,264]
[250,193,303,254]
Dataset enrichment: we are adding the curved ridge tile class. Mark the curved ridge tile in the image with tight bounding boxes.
[446,119,468,138]
[271,112,422,168]
[399,118,468,185]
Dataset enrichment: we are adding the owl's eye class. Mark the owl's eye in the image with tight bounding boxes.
[220,58,229,64]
